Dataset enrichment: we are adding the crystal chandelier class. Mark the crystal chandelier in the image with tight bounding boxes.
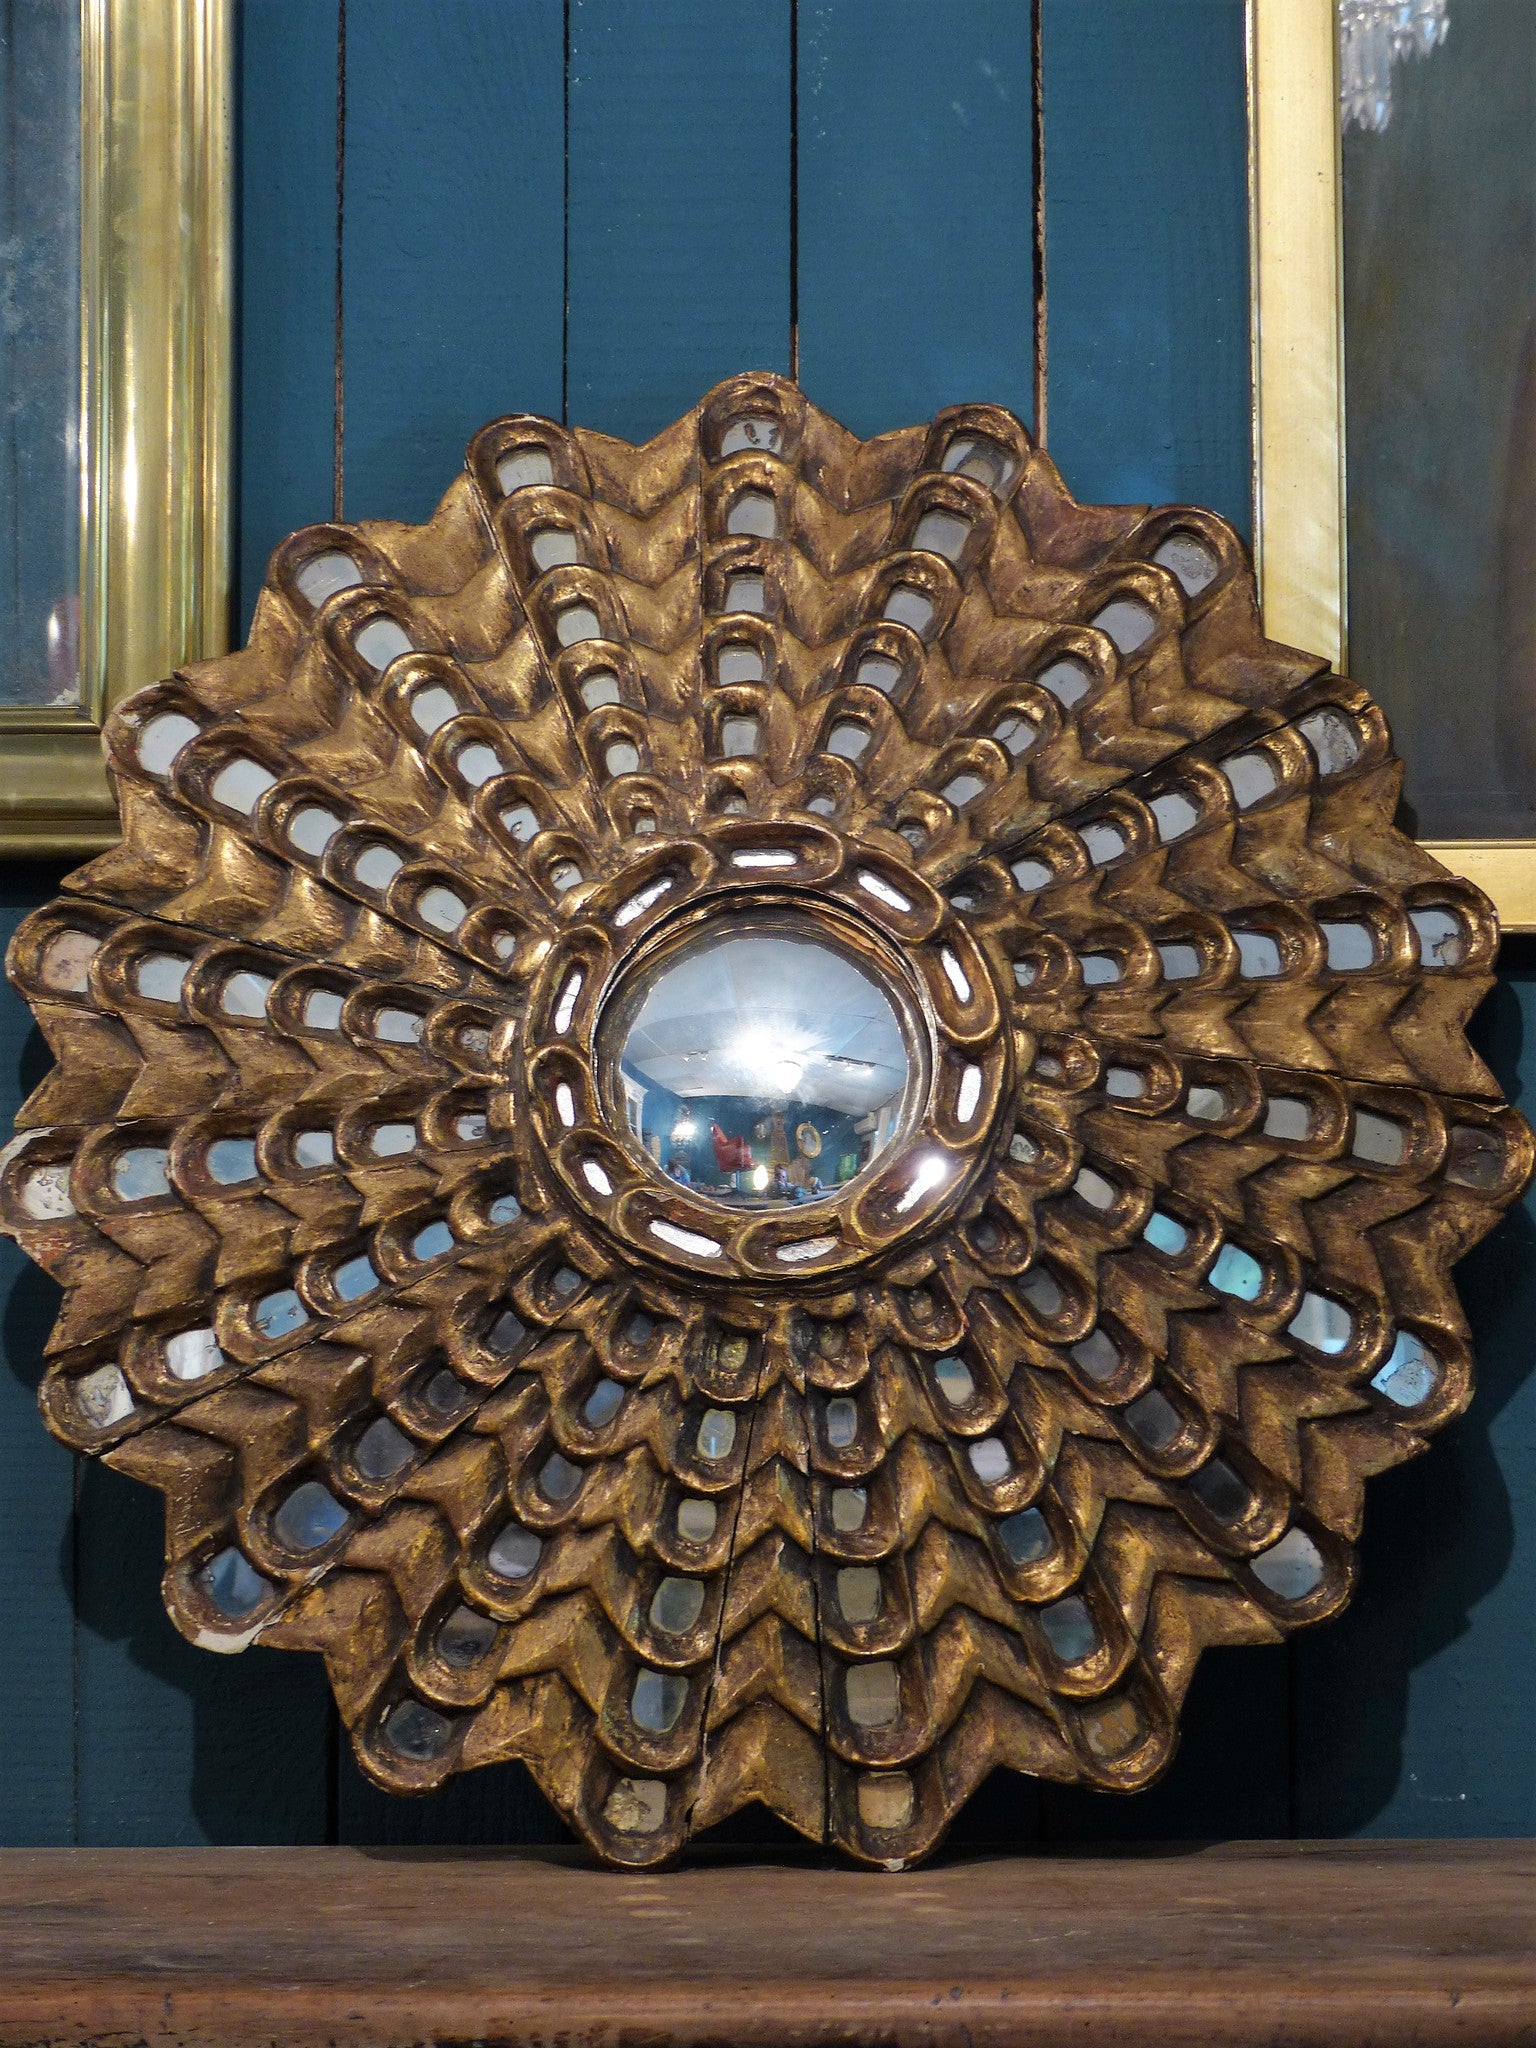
[1340,1,1450,133]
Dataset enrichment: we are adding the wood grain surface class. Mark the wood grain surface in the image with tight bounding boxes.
[0,1842,1531,2047]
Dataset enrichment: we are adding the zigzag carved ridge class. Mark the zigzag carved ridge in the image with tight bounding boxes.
[0,372,1526,1868]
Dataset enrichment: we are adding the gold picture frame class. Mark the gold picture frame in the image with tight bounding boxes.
[0,0,232,855]
[1248,0,1536,931]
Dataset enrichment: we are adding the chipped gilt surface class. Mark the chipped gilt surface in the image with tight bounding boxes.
[2,375,1527,1868]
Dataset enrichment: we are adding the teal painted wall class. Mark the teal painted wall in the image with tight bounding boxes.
[0,0,1529,1847]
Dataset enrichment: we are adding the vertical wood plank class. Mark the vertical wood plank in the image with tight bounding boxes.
[340,0,565,524]
[334,0,565,1844]
[564,0,794,1849]
[235,0,341,634]
[797,0,1035,1848]
[796,0,1034,439]
[68,0,337,1847]
[0,865,75,1844]
[1041,0,1251,531]
[1293,952,1536,1838]
[566,0,792,443]
[1036,0,1281,1840]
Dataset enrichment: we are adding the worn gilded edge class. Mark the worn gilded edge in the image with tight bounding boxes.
[1247,0,1345,674]
[0,731,119,852]
[1423,844,1536,937]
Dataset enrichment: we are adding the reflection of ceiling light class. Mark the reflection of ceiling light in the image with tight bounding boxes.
[894,1152,951,1215]
[729,1029,776,1073]
[729,1027,817,1093]
[672,1117,696,1142]
[751,1164,769,1190]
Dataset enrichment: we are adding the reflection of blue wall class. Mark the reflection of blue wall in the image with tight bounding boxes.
[620,1061,683,1163]
[619,1067,862,1188]
[808,1109,860,1182]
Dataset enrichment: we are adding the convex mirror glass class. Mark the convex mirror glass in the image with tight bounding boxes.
[604,916,915,1205]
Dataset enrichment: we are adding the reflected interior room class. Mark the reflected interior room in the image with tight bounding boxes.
[609,917,914,1204]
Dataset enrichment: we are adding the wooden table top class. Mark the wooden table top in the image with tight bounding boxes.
[0,1841,1530,2047]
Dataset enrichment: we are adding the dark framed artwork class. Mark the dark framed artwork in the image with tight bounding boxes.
[1252,0,1533,925]
[1343,0,1536,917]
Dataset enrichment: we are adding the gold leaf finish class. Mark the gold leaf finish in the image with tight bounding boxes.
[3,376,1526,1868]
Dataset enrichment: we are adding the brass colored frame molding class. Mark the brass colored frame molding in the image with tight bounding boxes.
[1247,0,1346,675]
[1247,0,1535,931]
[0,0,233,855]
[1422,843,1536,933]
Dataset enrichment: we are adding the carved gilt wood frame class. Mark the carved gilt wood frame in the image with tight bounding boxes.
[0,0,232,855]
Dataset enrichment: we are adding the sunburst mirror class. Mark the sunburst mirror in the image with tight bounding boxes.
[3,374,1527,1868]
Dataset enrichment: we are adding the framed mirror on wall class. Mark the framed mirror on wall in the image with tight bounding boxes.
[1251,0,1536,928]
[0,0,230,853]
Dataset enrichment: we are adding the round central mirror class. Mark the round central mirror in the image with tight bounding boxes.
[601,911,919,1206]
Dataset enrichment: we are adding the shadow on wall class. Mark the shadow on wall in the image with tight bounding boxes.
[0,864,562,1847]
[1286,952,1536,1836]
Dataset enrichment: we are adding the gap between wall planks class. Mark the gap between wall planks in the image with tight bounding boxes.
[2,0,1529,1852]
